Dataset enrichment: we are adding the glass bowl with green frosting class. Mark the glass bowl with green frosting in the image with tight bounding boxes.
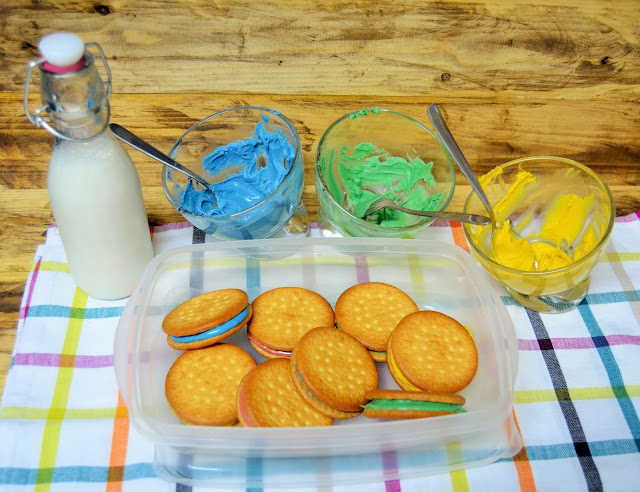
[315,108,455,238]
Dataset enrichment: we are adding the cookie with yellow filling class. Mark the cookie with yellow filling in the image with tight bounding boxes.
[362,389,466,419]
[335,282,419,362]
[290,326,379,419]
[165,344,256,426]
[247,287,335,358]
[236,358,334,427]
[387,310,478,393]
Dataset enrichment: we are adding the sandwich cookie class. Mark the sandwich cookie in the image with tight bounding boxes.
[162,288,252,350]
[335,282,419,362]
[362,389,466,420]
[387,310,478,393]
[290,326,379,419]
[165,344,256,425]
[247,287,335,358]
[236,358,334,427]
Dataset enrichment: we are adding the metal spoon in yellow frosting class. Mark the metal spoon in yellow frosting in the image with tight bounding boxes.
[427,104,496,221]
[426,104,582,271]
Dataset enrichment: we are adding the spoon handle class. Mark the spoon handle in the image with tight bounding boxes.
[392,204,491,225]
[426,104,494,216]
[109,123,210,188]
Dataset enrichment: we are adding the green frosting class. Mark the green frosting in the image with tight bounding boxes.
[349,106,381,119]
[362,398,466,413]
[320,142,443,228]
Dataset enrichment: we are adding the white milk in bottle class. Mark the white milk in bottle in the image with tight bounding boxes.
[25,33,154,299]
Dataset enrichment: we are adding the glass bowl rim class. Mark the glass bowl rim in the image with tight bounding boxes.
[162,106,302,219]
[462,155,616,276]
[314,107,456,233]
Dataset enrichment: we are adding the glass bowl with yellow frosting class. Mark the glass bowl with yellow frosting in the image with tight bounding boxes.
[315,108,456,238]
[463,156,615,313]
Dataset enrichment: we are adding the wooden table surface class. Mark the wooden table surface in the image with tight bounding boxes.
[1,0,639,402]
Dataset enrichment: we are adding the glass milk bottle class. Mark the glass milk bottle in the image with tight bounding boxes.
[24,33,154,300]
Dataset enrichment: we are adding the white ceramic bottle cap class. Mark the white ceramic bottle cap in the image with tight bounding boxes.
[39,33,85,71]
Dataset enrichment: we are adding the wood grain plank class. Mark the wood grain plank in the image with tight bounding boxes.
[3,0,639,100]
[5,92,640,200]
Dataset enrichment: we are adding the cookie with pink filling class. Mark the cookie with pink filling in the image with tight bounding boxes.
[236,358,333,427]
[165,344,256,425]
[335,282,418,362]
[247,287,335,358]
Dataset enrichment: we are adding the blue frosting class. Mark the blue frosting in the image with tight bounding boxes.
[178,115,294,216]
[170,305,250,343]
[178,181,217,216]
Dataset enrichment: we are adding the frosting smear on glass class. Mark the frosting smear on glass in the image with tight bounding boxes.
[321,142,442,228]
[176,116,293,216]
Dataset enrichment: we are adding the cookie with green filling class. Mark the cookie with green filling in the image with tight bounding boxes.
[362,389,466,420]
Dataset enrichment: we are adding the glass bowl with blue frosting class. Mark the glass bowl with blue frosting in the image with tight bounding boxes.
[163,107,307,240]
[315,108,456,238]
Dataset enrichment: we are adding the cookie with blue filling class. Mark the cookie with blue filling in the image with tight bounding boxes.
[162,288,252,350]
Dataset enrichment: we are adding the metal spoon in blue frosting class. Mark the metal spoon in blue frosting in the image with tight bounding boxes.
[110,123,212,190]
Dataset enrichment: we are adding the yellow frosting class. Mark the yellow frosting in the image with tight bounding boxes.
[475,169,605,273]
[574,224,599,261]
[387,346,421,391]
[483,169,537,221]
[531,241,573,271]
[539,192,596,246]
[490,220,536,271]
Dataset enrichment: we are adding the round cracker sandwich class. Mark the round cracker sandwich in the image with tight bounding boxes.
[247,287,335,358]
[165,344,256,425]
[387,310,478,393]
[335,282,419,362]
[162,288,252,350]
[236,358,334,427]
[362,389,466,420]
[290,326,379,419]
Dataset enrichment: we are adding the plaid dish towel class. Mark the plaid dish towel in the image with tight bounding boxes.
[1,215,639,492]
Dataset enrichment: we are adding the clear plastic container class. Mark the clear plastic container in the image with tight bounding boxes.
[114,237,521,488]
